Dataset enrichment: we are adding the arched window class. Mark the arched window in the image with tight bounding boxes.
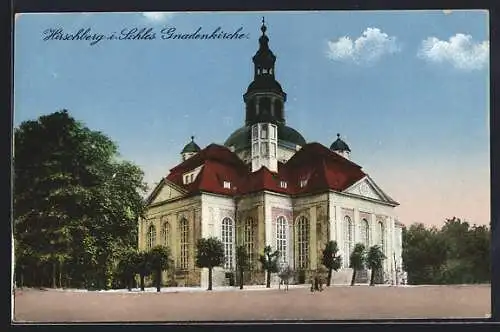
[276,216,288,263]
[378,221,385,253]
[244,218,254,269]
[180,218,189,269]
[361,218,370,247]
[344,216,353,267]
[297,216,309,269]
[222,217,234,270]
[162,221,170,247]
[147,224,156,249]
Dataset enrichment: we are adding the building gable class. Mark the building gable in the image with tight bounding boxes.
[147,179,187,205]
[344,176,397,205]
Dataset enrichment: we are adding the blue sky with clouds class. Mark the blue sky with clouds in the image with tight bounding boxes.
[14,10,490,226]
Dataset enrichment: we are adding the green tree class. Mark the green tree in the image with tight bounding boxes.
[349,243,366,286]
[116,249,139,291]
[195,237,225,291]
[278,265,293,290]
[14,110,147,289]
[149,245,172,292]
[321,241,342,287]
[402,223,448,284]
[236,245,248,290]
[259,245,280,288]
[366,245,386,286]
[134,251,152,291]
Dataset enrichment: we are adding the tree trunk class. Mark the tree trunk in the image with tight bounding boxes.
[327,268,332,287]
[239,269,244,290]
[156,270,161,292]
[350,269,356,286]
[208,268,213,291]
[266,270,271,288]
[52,261,57,288]
[140,273,145,291]
[59,261,63,289]
[370,268,375,286]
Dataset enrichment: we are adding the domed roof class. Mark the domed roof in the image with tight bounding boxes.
[330,133,351,152]
[181,136,201,153]
[224,124,306,151]
[246,78,284,95]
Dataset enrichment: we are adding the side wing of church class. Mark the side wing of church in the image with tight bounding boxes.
[139,20,405,287]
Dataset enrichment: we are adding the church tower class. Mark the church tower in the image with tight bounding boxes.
[245,18,286,173]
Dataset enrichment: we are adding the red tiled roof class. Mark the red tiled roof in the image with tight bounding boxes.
[161,142,367,198]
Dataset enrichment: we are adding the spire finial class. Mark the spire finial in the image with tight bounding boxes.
[337,133,340,138]
[191,135,195,141]
[261,16,267,34]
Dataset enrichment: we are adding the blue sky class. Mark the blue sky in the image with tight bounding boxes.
[14,10,490,227]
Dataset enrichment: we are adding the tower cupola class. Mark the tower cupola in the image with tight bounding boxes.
[330,133,351,160]
[181,136,201,161]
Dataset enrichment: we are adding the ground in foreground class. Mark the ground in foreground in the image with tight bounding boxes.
[13,284,491,322]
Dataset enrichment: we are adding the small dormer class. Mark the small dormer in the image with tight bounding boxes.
[182,165,204,185]
[330,133,351,160]
[181,136,201,161]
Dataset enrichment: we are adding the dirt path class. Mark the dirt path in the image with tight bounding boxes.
[13,285,491,322]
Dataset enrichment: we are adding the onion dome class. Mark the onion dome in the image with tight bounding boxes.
[330,133,351,152]
[181,136,201,154]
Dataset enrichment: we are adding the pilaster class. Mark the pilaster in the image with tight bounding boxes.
[309,206,317,270]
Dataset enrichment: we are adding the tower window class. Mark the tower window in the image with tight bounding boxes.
[280,181,287,189]
[300,179,308,188]
[274,100,283,119]
[271,143,277,157]
[252,125,258,139]
[261,144,268,156]
[252,143,258,156]
[259,98,271,116]
[270,125,276,139]
[223,181,231,189]
[261,125,268,139]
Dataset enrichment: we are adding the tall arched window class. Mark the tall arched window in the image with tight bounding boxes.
[244,218,254,269]
[378,221,385,253]
[162,221,170,247]
[180,218,189,269]
[297,216,309,269]
[222,217,234,270]
[344,216,353,267]
[361,218,370,248]
[276,216,288,263]
[147,224,156,249]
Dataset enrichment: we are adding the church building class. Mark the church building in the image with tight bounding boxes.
[139,20,405,288]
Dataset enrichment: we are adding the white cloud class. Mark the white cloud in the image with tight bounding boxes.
[418,33,489,71]
[326,28,400,64]
[141,12,175,22]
